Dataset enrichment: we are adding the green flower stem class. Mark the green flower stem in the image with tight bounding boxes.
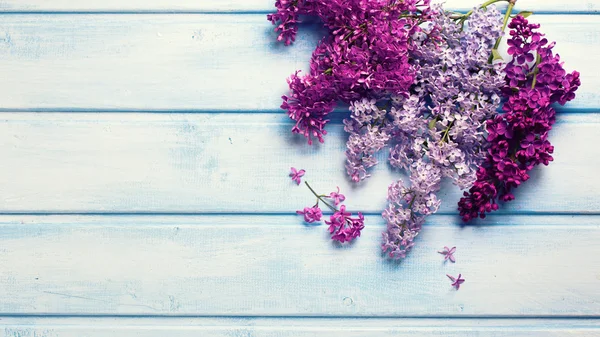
[456,0,510,25]
[531,53,542,89]
[305,181,337,212]
[408,193,417,221]
[453,0,517,63]
[408,193,416,209]
[493,0,517,51]
[439,120,455,144]
[487,0,517,63]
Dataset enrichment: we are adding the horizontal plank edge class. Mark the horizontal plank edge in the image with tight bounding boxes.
[0,0,596,13]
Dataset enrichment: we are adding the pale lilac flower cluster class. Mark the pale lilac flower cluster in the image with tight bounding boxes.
[347,6,505,259]
[344,98,392,182]
[381,169,442,259]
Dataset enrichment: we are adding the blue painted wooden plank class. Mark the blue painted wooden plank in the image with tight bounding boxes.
[0,113,597,214]
[0,14,594,110]
[0,214,598,315]
[1,317,600,336]
[0,0,595,13]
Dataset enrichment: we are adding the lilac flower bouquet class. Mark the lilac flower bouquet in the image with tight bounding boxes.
[270,0,580,259]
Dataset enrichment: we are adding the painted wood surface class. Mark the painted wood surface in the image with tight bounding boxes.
[1,318,600,337]
[0,15,596,111]
[0,0,596,13]
[0,214,599,315]
[0,113,598,214]
[0,1,599,335]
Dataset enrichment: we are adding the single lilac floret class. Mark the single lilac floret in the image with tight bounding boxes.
[447,273,465,290]
[438,246,456,263]
[289,167,305,185]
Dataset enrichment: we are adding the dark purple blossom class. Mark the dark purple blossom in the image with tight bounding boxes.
[459,15,580,221]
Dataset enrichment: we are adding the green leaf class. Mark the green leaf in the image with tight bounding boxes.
[518,11,533,18]
[491,49,503,61]
[428,118,437,130]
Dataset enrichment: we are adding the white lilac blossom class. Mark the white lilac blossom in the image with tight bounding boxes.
[344,5,505,259]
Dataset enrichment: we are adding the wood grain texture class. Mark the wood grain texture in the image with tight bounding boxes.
[0,0,598,331]
[0,14,595,111]
[1,318,600,336]
[0,113,597,214]
[0,0,596,13]
[0,214,599,316]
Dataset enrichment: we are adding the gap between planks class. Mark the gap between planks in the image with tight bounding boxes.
[0,112,598,214]
[0,14,595,111]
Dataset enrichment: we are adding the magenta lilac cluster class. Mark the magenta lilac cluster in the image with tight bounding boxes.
[269,0,432,144]
[378,5,504,259]
[293,170,364,243]
[457,15,581,221]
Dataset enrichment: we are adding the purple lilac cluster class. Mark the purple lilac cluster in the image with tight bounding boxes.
[269,0,433,144]
[297,181,364,243]
[275,1,580,259]
[326,205,365,243]
[457,15,581,221]
[373,6,505,259]
[344,98,392,182]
